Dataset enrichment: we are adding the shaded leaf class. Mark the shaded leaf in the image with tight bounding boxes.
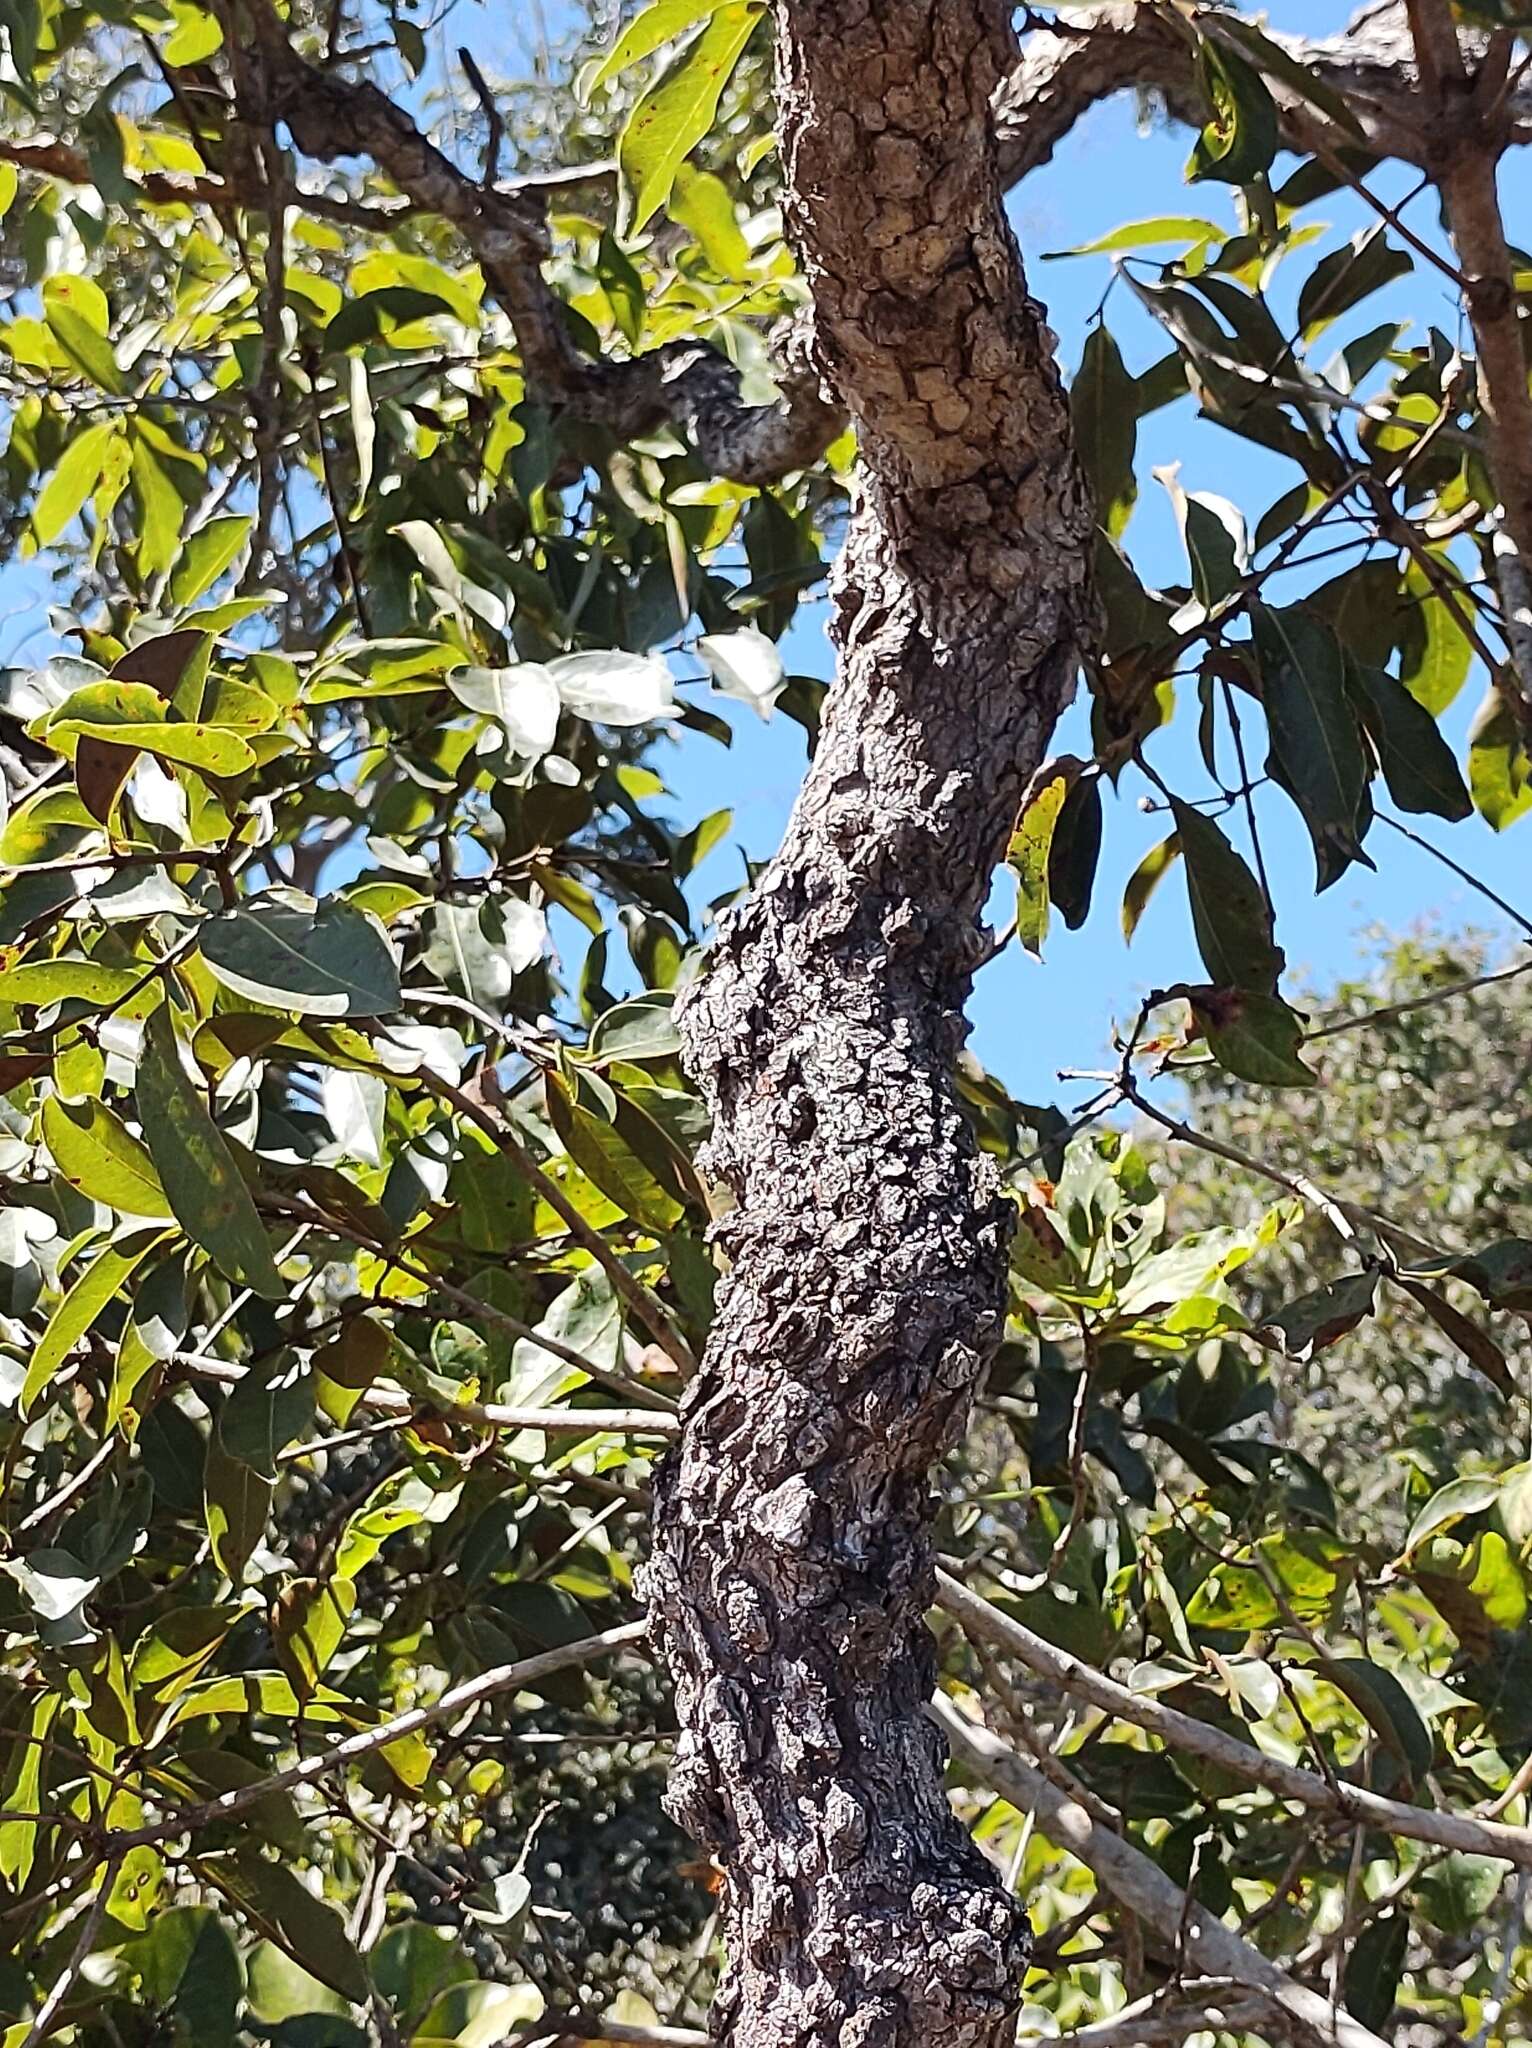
[1170,799,1283,993]
[137,1005,284,1297]
[199,898,402,1018]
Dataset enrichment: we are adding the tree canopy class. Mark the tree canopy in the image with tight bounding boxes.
[1,0,1531,2044]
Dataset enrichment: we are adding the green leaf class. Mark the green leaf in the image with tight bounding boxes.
[199,898,402,1018]
[170,515,253,608]
[22,1228,166,1412]
[1046,217,1224,261]
[3,959,142,1007]
[1203,14,1366,141]
[1047,773,1103,932]
[670,164,750,278]
[1071,327,1137,539]
[1170,800,1283,993]
[44,284,125,394]
[1121,832,1181,943]
[1404,1474,1503,1555]
[1344,1913,1408,2032]
[136,1004,284,1297]
[203,1429,274,1580]
[128,1907,241,2048]
[1007,772,1068,958]
[1344,658,1472,820]
[588,0,730,89]
[620,3,762,233]
[1467,690,1532,831]
[1253,604,1370,888]
[220,1353,314,1476]
[1297,226,1412,340]
[33,420,120,545]
[1414,1854,1508,1938]
[1324,1658,1433,1785]
[584,994,683,1065]
[1159,469,1246,611]
[1188,985,1315,1088]
[271,1577,357,1694]
[1397,552,1473,715]
[211,1846,370,2003]
[44,679,256,776]
[546,1069,685,1233]
[130,433,185,575]
[42,1096,173,1218]
[1186,39,1278,186]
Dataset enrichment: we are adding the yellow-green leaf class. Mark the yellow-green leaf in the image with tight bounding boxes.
[42,1096,173,1218]
[22,1228,167,1412]
[620,3,761,233]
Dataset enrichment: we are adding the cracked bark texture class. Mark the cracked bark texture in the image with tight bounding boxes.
[647,3,1092,2044]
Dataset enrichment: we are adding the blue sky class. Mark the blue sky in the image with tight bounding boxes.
[5,0,1529,1109]
[657,5,1532,1101]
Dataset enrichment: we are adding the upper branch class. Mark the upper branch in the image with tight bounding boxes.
[237,8,842,485]
[994,0,1530,185]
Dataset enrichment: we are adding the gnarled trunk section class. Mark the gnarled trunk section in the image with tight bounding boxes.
[648,4,1092,2043]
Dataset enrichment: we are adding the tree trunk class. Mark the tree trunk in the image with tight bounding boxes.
[647,4,1092,2044]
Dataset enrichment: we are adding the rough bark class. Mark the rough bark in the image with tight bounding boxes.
[1403,0,1532,727]
[646,4,1092,2044]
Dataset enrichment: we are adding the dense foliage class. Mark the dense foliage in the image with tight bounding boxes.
[0,0,1530,2041]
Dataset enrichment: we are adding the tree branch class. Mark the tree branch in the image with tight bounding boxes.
[1404,0,1532,726]
[936,1571,1532,1871]
[935,1693,1393,2048]
[109,1620,647,1848]
[994,2,1526,187]
[234,7,842,486]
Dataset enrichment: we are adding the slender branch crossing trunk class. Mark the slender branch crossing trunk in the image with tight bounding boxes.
[648,4,1092,2042]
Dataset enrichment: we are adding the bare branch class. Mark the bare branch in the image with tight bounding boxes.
[936,1571,1532,1871]
[109,1620,647,1848]
[174,1353,682,1441]
[935,1692,1394,2048]
[18,1856,123,2048]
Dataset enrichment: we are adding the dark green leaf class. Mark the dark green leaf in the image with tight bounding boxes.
[1071,327,1137,539]
[1189,985,1315,1088]
[1170,800,1283,993]
[1253,604,1370,888]
[202,1430,273,1581]
[137,1005,284,1298]
[199,898,402,1018]
[1047,773,1103,932]
[1264,1269,1379,1359]
[1186,39,1279,186]
[1344,658,1472,820]
[1297,226,1412,339]
[1344,1913,1408,2032]
[1324,1657,1433,1784]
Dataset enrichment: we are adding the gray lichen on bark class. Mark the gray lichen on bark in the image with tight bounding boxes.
[646,3,1093,2043]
